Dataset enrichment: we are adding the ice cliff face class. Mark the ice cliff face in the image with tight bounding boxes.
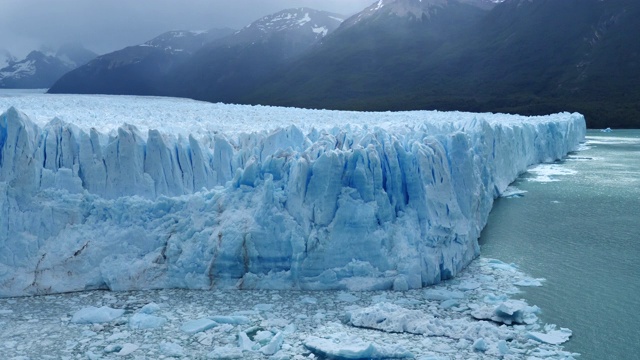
[0,97,586,296]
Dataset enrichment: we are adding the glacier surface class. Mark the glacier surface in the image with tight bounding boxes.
[0,94,586,296]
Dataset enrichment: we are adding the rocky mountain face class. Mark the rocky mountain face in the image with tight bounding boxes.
[48,29,234,95]
[49,8,343,100]
[160,8,344,102]
[246,0,640,128]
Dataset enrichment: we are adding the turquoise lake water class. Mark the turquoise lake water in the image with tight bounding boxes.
[480,130,640,359]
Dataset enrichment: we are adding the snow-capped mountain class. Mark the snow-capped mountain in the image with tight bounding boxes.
[160,8,344,102]
[342,0,502,27]
[142,29,232,54]
[50,8,344,101]
[250,0,489,108]
[248,0,640,129]
[233,7,343,43]
[0,45,97,89]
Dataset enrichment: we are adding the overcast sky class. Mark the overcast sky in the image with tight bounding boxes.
[0,0,374,58]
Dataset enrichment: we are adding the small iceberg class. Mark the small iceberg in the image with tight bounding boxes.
[70,306,124,324]
[500,186,528,198]
[601,127,612,132]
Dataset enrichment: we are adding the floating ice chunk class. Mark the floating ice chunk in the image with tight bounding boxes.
[527,326,572,345]
[300,296,318,304]
[472,338,488,352]
[237,331,255,351]
[284,323,297,334]
[472,300,539,325]
[423,289,465,301]
[457,280,481,291]
[117,343,139,356]
[71,306,125,324]
[254,330,274,344]
[439,299,459,309]
[181,318,217,334]
[211,315,250,325]
[0,309,13,315]
[601,127,612,133]
[486,259,519,272]
[500,186,527,198]
[260,318,289,328]
[346,302,430,334]
[514,278,544,287]
[304,336,413,359]
[160,341,185,357]
[207,346,243,359]
[566,154,595,161]
[106,331,130,342]
[104,344,123,353]
[129,313,166,329]
[260,332,284,355]
[337,292,360,303]
[526,164,577,182]
[254,303,274,311]
[496,339,509,355]
[483,293,508,304]
[139,303,161,314]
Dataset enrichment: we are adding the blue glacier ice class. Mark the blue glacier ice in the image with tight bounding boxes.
[0,99,586,297]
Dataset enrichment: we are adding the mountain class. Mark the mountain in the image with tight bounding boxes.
[48,29,234,95]
[0,45,98,89]
[160,8,344,103]
[47,0,639,127]
[49,8,344,99]
[246,0,489,109]
[245,0,640,128]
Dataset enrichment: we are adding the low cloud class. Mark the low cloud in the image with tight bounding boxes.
[0,0,374,57]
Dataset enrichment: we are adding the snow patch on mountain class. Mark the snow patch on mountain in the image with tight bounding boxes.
[0,60,36,79]
[347,0,504,26]
[244,8,343,38]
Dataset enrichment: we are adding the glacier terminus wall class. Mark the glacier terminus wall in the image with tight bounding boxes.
[0,95,586,297]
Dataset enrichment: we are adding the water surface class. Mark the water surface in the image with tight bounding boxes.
[480,130,640,359]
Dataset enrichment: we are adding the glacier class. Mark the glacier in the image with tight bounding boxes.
[0,94,586,297]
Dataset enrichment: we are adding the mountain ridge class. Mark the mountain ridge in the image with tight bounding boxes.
[47,0,640,128]
[0,44,97,89]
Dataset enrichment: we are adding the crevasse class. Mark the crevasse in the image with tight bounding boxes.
[0,106,586,297]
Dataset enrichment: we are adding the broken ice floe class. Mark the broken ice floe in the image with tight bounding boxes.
[527,325,573,345]
[526,164,578,182]
[0,258,577,359]
[304,335,414,359]
[500,186,528,198]
[181,318,218,334]
[70,306,125,324]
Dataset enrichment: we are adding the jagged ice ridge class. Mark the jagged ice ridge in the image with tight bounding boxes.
[0,95,586,296]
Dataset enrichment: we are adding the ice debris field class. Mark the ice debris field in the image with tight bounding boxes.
[0,93,585,358]
[0,259,578,359]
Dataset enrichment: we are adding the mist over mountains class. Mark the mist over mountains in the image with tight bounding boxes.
[47,0,640,128]
[0,44,97,89]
